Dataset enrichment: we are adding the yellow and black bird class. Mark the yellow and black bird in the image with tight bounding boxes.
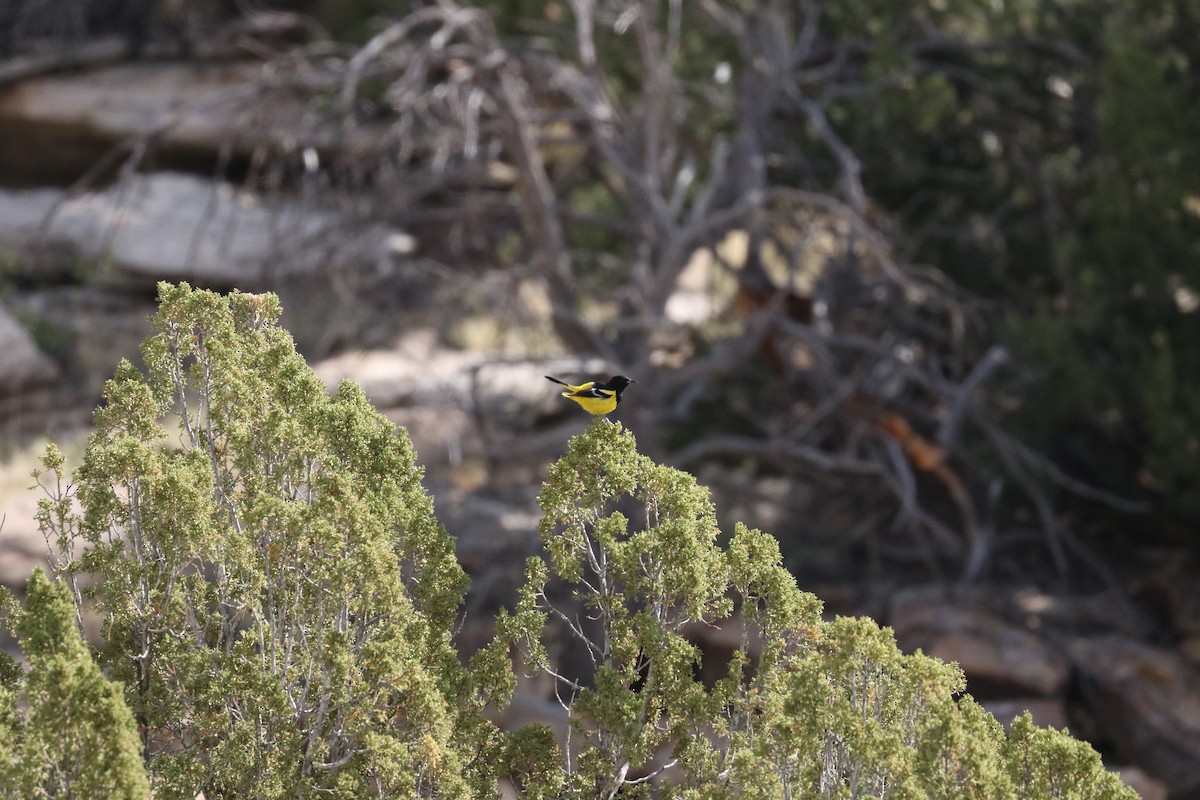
[545,374,636,418]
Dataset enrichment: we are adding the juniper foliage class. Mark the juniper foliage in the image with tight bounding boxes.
[19,284,1137,799]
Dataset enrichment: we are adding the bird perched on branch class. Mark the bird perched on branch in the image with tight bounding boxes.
[545,375,636,418]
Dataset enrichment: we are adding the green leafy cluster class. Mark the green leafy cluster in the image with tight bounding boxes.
[5,284,1136,798]
[0,569,150,799]
[32,283,502,799]
[503,419,1136,799]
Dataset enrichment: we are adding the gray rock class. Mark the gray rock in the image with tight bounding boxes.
[1114,765,1169,800]
[0,61,325,179]
[0,174,415,287]
[0,186,59,233]
[0,305,57,395]
[890,587,1070,697]
[314,339,609,427]
[979,697,1069,731]
[1069,636,1200,797]
[13,287,153,401]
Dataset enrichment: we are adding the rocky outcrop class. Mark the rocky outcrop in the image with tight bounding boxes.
[1070,636,1200,797]
[0,173,415,288]
[0,305,57,394]
[1137,552,1200,668]
[882,586,1200,796]
[0,56,329,184]
[890,587,1071,697]
[313,336,611,439]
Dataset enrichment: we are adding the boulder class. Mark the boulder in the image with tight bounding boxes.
[980,697,1069,732]
[0,187,72,277]
[314,331,479,412]
[314,339,610,428]
[890,587,1070,697]
[1114,766,1169,800]
[0,185,59,231]
[440,487,541,579]
[0,305,57,395]
[0,60,330,183]
[13,287,154,402]
[0,174,415,288]
[1137,551,1200,642]
[1069,636,1200,797]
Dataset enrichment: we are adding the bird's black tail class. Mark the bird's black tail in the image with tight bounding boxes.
[545,375,569,386]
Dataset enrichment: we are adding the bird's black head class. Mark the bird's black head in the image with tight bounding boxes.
[606,375,636,396]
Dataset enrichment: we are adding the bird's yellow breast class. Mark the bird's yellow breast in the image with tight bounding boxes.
[563,390,618,416]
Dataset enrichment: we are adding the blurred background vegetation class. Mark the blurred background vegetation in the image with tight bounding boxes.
[1,0,1197,580]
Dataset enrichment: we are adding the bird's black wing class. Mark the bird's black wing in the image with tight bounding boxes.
[568,386,615,398]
